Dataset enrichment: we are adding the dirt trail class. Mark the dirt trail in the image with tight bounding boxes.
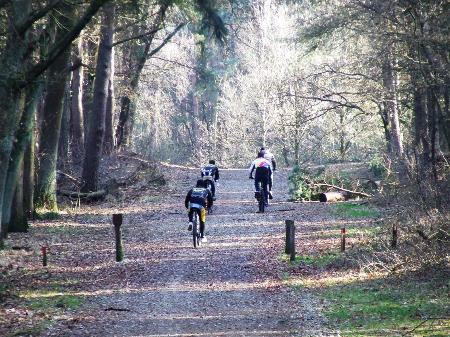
[42,168,337,337]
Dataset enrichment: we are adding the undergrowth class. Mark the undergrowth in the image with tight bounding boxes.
[333,203,380,218]
[288,165,374,201]
[33,208,59,220]
[20,289,84,311]
[284,171,449,336]
[7,321,52,337]
[281,252,343,268]
[322,270,450,337]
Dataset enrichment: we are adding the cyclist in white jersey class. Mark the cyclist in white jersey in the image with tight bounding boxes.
[260,147,276,199]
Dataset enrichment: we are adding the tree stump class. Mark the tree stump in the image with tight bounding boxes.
[341,227,346,252]
[285,220,294,254]
[113,214,123,262]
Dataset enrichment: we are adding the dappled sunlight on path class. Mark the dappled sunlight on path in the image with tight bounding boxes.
[40,168,337,337]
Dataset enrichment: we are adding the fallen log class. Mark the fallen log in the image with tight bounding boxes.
[116,154,151,165]
[58,189,106,201]
[319,191,347,202]
[56,170,81,184]
[314,183,372,199]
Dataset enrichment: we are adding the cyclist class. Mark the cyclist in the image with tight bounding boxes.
[185,179,213,243]
[201,160,220,200]
[249,151,272,207]
[260,147,276,199]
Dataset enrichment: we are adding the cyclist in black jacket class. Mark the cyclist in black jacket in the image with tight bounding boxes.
[201,160,220,200]
[185,180,213,242]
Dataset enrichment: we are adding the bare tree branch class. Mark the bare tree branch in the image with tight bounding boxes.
[17,0,62,36]
[112,27,161,47]
[147,23,185,58]
[20,0,110,89]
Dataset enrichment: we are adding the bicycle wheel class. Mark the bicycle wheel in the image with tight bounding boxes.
[192,212,199,248]
[258,182,265,213]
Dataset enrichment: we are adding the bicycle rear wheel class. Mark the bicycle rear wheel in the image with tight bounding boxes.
[258,182,265,213]
[259,193,265,212]
[192,211,200,248]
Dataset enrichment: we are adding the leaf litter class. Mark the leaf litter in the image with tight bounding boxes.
[1,161,343,337]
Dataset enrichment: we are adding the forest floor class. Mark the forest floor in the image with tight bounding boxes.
[1,161,448,336]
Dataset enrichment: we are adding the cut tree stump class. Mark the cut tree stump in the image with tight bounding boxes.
[319,191,347,202]
[315,183,372,198]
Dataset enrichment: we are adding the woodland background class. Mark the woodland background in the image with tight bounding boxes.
[0,1,449,336]
[0,0,448,294]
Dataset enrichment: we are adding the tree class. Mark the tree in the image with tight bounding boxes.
[0,0,108,243]
[81,2,115,192]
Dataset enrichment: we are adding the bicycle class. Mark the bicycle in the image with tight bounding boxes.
[250,177,268,213]
[191,208,202,248]
[202,174,216,200]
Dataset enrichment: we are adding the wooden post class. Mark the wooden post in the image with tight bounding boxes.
[289,223,296,262]
[285,220,294,254]
[113,214,123,262]
[391,224,398,248]
[341,227,346,252]
[41,246,48,266]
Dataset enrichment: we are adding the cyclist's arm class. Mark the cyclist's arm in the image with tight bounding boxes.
[185,190,192,209]
[249,162,255,178]
[215,168,220,181]
[206,190,213,208]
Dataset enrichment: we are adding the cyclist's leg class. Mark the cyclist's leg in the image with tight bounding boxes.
[262,177,269,205]
[199,208,206,237]
[268,172,273,198]
[188,208,194,222]
[254,177,260,198]
[211,180,216,198]
[255,177,261,191]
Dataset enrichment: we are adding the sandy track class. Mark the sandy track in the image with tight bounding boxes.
[43,168,337,337]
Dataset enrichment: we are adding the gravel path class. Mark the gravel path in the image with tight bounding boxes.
[43,168,337,337]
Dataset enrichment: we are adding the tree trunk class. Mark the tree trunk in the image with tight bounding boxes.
[9,161,27,233]
[441,86,450,150]
[412,72,431,172]
[35,2,75,210]
[192,93,203,164]
[115,96,131,149]
[0,0,33,242]
[2,82,42,227]
[378,106,392,154]
[114,3,169,150]
[82,38,97,150]
[23,125,35,219]
[70,38,85,164]
[427,87,438,182]
[81,2,115,192]
[103,48,115,155]
[58,81,71,169]
[382,49,403,158]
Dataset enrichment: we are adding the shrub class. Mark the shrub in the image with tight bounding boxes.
[368,156,387,178]
[288,166,316,201]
